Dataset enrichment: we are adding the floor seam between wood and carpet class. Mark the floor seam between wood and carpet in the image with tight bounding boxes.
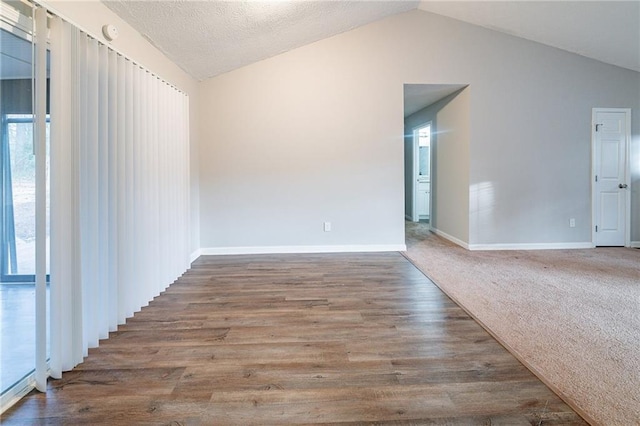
[400,251,596,425]
[403,222,640,426]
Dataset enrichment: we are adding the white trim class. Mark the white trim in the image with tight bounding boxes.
[200,244,407,256]
[468,242,594,251]
[431,228,595,251]
[190,249,202,263]
[631,241,640,249]
[591,107,631,247]
[431,228,469,249]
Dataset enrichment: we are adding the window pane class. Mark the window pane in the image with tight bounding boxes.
[7,120,36,275]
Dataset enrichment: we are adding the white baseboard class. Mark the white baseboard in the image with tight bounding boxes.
[631,241,640,248]
[200,244,407,256]
[468,242,594,251]
[431,228,469,249]
[429,229,595,251]
[190,249,202,263]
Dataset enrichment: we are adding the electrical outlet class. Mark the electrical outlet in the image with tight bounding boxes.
[569,218,576,228]
[324,222,331,232]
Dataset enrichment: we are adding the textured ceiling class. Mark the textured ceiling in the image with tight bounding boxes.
[102,1,639,82]
[418,1,640,73]
[102,0,419,81]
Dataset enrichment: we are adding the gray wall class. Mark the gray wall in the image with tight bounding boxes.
[198,9,640,250]
[467,49,640,246]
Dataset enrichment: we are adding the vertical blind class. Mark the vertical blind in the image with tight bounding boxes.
[47,15,190,381]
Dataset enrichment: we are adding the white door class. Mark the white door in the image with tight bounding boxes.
[593,109,630,247]
[412,123,431,222]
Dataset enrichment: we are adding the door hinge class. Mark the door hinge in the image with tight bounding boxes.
[595,175,598,182]
[595,225,598,232]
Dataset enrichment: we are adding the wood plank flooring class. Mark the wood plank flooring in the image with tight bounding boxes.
[2,253,586,425]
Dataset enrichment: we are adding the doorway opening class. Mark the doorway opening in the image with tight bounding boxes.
[403,83,468,248]
[412,122,431,225]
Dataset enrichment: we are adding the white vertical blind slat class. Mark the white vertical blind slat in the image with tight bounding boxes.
[107,49,118,331]
[70,25,84,369]
[124,59,135,319]
[116,54,127,324]
[97,43,109,339]
[85,37,99,349]
[133,65,143,310]
[151,77,161,294]
[140,69,150,305]
[183,96,191,270]
[160,84,170,287]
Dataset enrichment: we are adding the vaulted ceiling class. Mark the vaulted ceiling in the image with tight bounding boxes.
[102,0,419,81]
[418,1,640,75]
[102,1,640,82]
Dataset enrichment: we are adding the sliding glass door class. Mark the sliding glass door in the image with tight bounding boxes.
[0,1,49,406]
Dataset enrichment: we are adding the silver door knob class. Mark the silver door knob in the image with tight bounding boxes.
[619,183,628,189]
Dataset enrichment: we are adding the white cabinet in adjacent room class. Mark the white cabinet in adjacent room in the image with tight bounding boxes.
[417,179,430,219]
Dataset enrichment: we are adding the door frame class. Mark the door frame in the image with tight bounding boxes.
[412,122,432,225]
[591,107,631,247]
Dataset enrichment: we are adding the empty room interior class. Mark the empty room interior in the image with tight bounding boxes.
[1,0,638,425]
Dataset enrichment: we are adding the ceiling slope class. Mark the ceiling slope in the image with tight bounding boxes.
[102,0,419,81]
[418,1,640,73]
[102,1,639,81]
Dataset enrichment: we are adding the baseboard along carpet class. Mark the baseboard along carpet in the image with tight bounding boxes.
[403,221,640,426]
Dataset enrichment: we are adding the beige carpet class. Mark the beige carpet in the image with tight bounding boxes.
[403,221,640,426]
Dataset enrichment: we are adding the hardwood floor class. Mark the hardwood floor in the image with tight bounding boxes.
[2,253,586,425]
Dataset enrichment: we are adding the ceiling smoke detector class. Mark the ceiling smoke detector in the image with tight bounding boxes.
[102,24,119,42]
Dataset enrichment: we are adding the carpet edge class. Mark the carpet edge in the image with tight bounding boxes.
[399,251,598,426]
